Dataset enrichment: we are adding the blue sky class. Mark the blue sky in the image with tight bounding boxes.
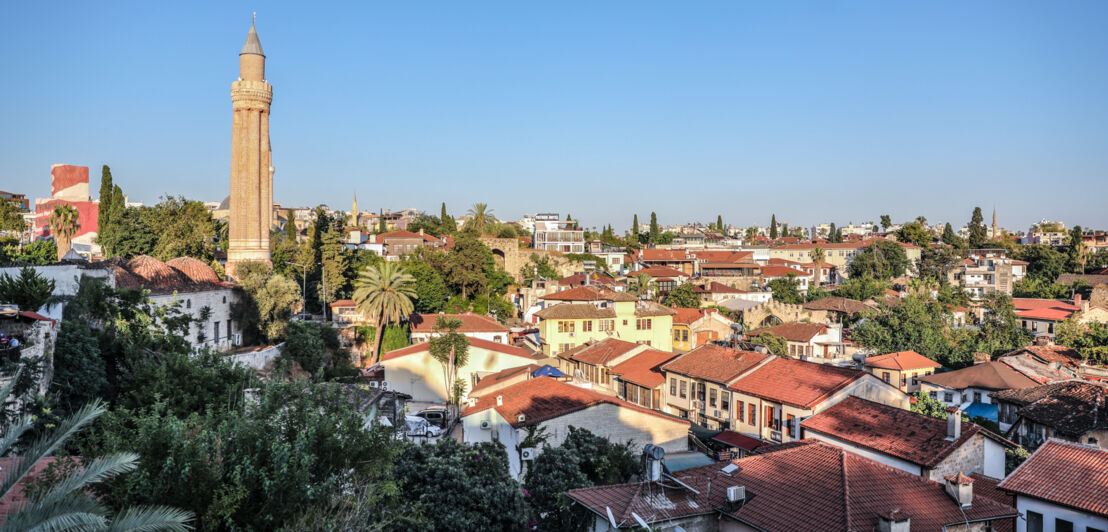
[2,1,1106,232]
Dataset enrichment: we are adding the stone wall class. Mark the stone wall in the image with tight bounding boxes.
[927,432,985,481]
[741,300,828,328]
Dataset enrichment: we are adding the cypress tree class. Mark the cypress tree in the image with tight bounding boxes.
[770,214,778,239]
[379,209,387,233]
[630,214,639,244]
[97,165,114,234]
[109,185,125,223]
[285,209,297,241]
[649,212,660,244]
[716,215,723,232]
[828,223,838,242]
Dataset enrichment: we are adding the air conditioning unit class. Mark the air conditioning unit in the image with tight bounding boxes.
[692,400,702,409]
[770,430,782,442]
[368,381,379,388]
[380,381,390,391]
[521,447,536,461]
[726,485,746,503]
[480,420,491,430]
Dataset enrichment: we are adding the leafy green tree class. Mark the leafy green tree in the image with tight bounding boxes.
[0,266,55,312]
[896,222,932,247]
[915,246,961,284]
[524,446,590,532]
[1068,225,1088,273]
[318,226,349,306]
[664,282,701,308]
[1017,245,1066,282]
[880,215,892,231]
[627,273,656,299]
[911,390,951,419]
[281,321,331,375]
[767,275,803,304]
[968,207,988,248]
[941,222,964,247]
[16,240,56,265]
[832,276,888,301]
[403,258,449,313]
[49,320,109,414]
[852,296,972,368]
[769,214,778,239]
[442,235,490,299]
[230,261,301,343]
[353,262,416,365]
[441,202,456,233]
[0,198,26,233]
[520,254,560,282]
[285,209,297,241]
[648,212,660,244]
[975,293,1032,357]
[395,438,526,532]
[0,389,194,531]
[1056,320,1108,365]
[116,347,256,419]
[752,332,787,356]
[848,240,909,279]
[151,196,217,262]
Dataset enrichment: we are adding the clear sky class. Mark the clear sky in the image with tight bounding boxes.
[2,1,1106,233]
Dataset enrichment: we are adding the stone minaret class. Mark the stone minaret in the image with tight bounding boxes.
[992,208,998,240]
[227,18,273,278]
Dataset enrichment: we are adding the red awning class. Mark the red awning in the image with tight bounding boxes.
[711,430,765,452]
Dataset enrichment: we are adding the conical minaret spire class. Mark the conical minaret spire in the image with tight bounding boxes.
[241,15,265,56]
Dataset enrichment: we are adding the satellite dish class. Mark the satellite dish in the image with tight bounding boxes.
[605,507,618,529]
[632,512,652,531]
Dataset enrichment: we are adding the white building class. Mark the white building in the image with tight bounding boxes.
[997,439,1108,532]
[532,213,584,254]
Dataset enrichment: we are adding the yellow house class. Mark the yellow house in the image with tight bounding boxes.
[863,350,942,393]
[671,307,735,352]
[768,241,922,279]
[380,337,541,402]
[534,286,675,356]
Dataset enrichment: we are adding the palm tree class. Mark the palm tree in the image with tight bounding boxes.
[0,376,193,531]
[49,204,81,261]
[464,203,495,235]
[811,246,826,288]
[628,273,656,300]
[353,262,417,366]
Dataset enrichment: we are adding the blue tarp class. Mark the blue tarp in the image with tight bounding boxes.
[531,365,564,378]
[963,402,998,423]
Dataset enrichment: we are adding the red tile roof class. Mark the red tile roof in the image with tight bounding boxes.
[749,322,827,343]
[1012,298,1080,321]
[991,380,1108,437]
[864,350,942,371]
[628,266,687,279]
[662,344,770,384]
[640,249,692,262]
[568,440,1016,531]
[767,257,803,266]
[567,338,641,366]
[800,396,1004,467]
[608,348,679,388]
[711,430,766,452]
[540,285,637,302]
[408,312,508,334]
[671,307,706,325]
[998,439,1108,517]
[919,361,1039,391]
[329,299,355,308]
[759,265,809,278]
[461,376,687,428]
[380,336,536,362]
[557,273,617,287]
[1004,344,1085,367]
[694,281,747,294]
[690,250,753,263]
[470,364,540,394]
[729,358,865,409]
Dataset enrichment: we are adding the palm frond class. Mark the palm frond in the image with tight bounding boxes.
[104,505,194,532]
[1,494,107,532]
[0,415,34,457]
[0,400,106,500]
[33,453,139,507]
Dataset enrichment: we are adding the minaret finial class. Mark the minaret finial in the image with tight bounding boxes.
[253,12,257,25]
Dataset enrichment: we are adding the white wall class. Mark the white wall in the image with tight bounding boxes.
[0,264,111,320]
[1015,495,1108,532]
[383,346,535,403]
[150,288,238,351]
[411,331,507,344]
[984,438,1007,479]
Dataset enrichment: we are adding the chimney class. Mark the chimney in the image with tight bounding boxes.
[946,409,962,440]
[943,472,974,509]
[496,395,504,407]
[877,510,911,532]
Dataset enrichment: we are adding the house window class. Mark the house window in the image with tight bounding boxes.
[1047,322,1054,334]
[973,391,981,403]
[749,404,756,426]
[583,320,593,332]
[623,319,628,326]
[674,330,681,341]
[882,371,890,384]
[911,373,919,386]
[929,391,937,399]
[670,377,677,396]
[709,388,717,408]
[681,329,688,342]
[679,380,687,399]
[944,392,953,402]
[214,321,220,342]
[721,392,730,411]
[1053,518,1073,532]
[738,401,745,422]
[186,299,192,309]
[697,382,705,401]
[764,405,773,429]
[787,414,796,439]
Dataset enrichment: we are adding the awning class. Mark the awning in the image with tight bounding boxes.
[963,402,998,423]
[711,430,766,452]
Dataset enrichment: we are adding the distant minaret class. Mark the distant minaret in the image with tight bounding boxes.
[992,208,998,240]
[352,192,359,226]
[227,16,274,278]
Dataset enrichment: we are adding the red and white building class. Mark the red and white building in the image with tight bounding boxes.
[33,165,100,257]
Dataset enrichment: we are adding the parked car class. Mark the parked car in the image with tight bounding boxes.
[414,406,449,428]
[405,416,444,438]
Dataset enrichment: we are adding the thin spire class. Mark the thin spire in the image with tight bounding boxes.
[241,15,265,56]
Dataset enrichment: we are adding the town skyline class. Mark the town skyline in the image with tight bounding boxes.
[3,2,1108,230]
